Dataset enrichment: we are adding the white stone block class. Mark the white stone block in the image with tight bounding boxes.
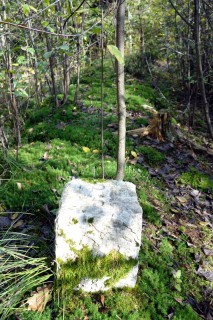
[55,179,142,292]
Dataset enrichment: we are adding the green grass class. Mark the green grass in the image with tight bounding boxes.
[0,231,52,320]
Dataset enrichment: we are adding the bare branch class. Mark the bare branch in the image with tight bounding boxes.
[168,0,193,28]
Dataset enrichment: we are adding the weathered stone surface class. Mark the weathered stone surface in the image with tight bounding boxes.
[55,179,142,292]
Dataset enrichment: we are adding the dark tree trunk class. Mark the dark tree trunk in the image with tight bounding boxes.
[194,0,213,138]
[45,34,59,108]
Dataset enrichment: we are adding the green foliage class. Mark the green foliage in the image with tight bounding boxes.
[107,45,124,65]
[138,146,165,166]
[179,167,213,192]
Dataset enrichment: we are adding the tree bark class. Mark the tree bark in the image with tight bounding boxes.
[194,0,213,138]
[116,0,126,181]
[45,33,59,108]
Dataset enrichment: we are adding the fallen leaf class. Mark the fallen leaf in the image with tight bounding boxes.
[13,220,24,228]
[199,221,209,226]
[11,213,19,220]
[173,270,181,279]
[82,146,90,153]
[42,152,49,160]
[203,248,213,256]
[131,151,138,158]
[127,158,138,165]
[176,196,188,204]
[196,267,213,282]
[27,284,52,312]
[190,189,200,197]
[174,297,183,304]
[170,208,179,213]
[100,294,105,306]
[17,182,23,190]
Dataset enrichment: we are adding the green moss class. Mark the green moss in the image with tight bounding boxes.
[172,305,201,320]
[57,247,137,296]
[179,167,213,192]
[138,146,165,167]
[72,218,78,224]
[138,191,162,226]
[87,217,94,224]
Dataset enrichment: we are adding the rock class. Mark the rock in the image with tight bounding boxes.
[55,179,143,292]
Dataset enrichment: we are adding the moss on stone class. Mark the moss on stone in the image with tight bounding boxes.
[56,246,137,296]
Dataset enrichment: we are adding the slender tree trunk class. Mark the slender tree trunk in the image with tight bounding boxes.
[0,118,8,149]
[74,9,85,106]
[1,0,21,147]
[74,36,81,105]
[194,0,213,138]
[46,34,59,107]
[27,20,41,107]
[116,0,126,181]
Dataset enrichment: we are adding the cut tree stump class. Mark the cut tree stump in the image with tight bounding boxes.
[127,109,174,141]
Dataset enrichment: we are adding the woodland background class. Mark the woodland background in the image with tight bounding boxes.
[0,0,212,319]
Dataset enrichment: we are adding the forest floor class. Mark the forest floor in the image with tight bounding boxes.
[0,61,212,320]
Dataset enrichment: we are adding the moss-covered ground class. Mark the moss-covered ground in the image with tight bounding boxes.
[0,60,212,319]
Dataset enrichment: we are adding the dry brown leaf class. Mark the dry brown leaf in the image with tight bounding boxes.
[27,284,52,312]
[42,152,49,160]
[127,158,138,165]
[100,294,105,306]
[174,297,183,304]
[170,208,179,213]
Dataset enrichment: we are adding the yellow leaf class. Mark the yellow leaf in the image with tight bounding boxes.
[131,151,138,158]
[176,196,187,204]
[13,220,24,228]
[11,213,19,220]
[82,146,90,153]
[93,149,99,154]
[199,221,209,226]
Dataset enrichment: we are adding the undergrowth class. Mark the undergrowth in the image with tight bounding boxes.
[0,61,205,319]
